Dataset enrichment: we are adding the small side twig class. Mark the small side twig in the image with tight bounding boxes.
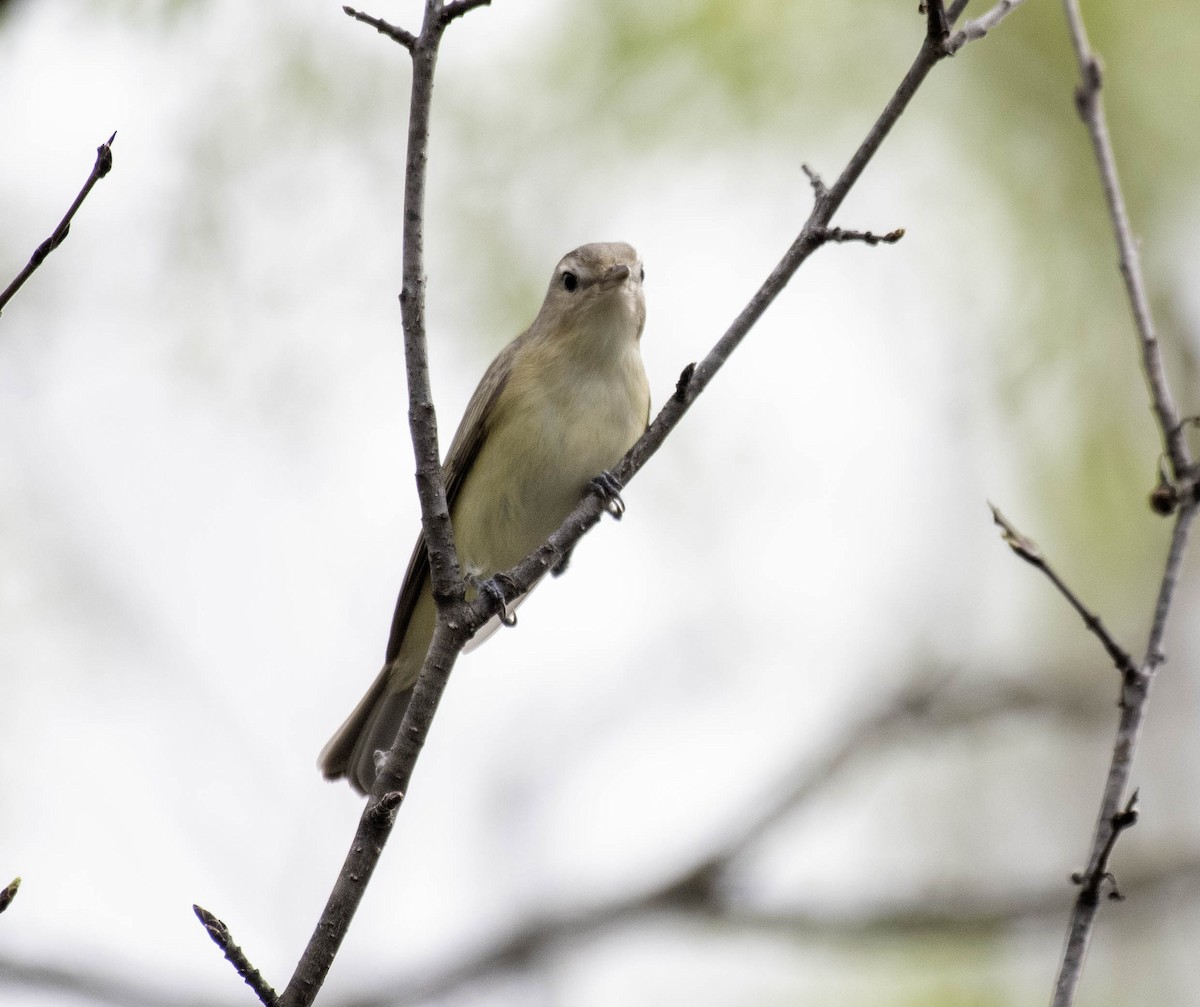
[989,504,1138,679]
[674,362,696,403]
[946,0,1031,55]
[441,0,493,24]
[818,226,906,247]
[343,6,416,50]
[192,905,278,1006]
[0,877,19,914]
[0,132,116,317]
[801,163,828,200]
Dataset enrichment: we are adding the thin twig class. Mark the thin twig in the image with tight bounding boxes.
[1061,0,1191,481]
[0,878,18,915]
[989,504,1138,679]
[26,843,1200,1007]
[336,675,1111,1006]
[819,226,906,246]
[193,905,278,1006]
[274,4,483,1001]
[0,132,116,317]
[441,0,492,24]
[946,0,1031,55]
[946,0,971,25]
[343,6,415,50]
[1051,502,1198,1007]
[493,11,993,606]
[1048,3,1199,1001]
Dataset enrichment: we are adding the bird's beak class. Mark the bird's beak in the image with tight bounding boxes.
[598,263,631,289]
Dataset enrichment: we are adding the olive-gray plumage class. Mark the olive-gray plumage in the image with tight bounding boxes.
[319,243,651,793]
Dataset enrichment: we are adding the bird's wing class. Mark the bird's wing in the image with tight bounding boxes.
[383,339,520,664]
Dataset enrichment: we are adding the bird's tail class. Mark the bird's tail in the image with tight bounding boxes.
[318,665,413,796]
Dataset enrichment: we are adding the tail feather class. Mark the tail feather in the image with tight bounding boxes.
[319,666,413,795]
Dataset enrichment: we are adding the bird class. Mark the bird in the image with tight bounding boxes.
[319,242,651,794]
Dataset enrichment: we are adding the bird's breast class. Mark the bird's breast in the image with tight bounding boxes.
[451,344,648,577]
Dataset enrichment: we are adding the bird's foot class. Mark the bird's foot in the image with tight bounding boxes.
[476,573,519,627]
[589,470,626,520]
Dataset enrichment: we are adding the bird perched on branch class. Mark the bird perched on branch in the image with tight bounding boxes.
[320,242,651,794]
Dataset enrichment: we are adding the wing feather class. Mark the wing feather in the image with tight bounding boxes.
[382,337,523,663]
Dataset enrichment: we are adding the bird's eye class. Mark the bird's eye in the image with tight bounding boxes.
[639,265,645,283]
[561,270,578,292]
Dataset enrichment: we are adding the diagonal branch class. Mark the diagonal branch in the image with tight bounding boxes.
[1051,501,1198,1007]
[0,132,117,318]
[989,504,1137,678]
[193,905,278,1006]
[1048,3,1200,1002]
[1061,0,1191,482]
[334,674,1110,1006]
[273,3,490,1003]
[489,8,1022,616]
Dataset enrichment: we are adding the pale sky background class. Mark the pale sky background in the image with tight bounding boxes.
[3,1,1200,1005]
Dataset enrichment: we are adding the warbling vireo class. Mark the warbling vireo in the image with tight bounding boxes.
[319,242,651,793]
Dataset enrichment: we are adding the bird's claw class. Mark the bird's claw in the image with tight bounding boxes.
[478,573,518,627]
[589,470,626,520]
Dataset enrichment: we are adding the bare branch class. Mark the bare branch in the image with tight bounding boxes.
[946,0,1031,55]
[336,674,1110,1006]
[490,17,982,612]
[0,132,116,317]
[1052,502,1199,1006]
[818,225,906,246]
[1046,3,1200,1000]
[989,504,1138,679]
[945,0,971,25]
[193,905,278,1006]
[441,0,492,25]
[1069,790,1140,901]
[342,6,416,50]
[1061,0,1192,481]
[262,0,490,999]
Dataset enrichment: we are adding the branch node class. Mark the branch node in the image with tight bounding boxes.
[989,503,1043,565]
[921,0,950,45]
[366,790,404,826]
[801,163,828,202]
[0,131,119,316]
[1149,455,1179,515]
[95,133,115,178]
[1074,55,1104,120]
[675,362,696,402]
